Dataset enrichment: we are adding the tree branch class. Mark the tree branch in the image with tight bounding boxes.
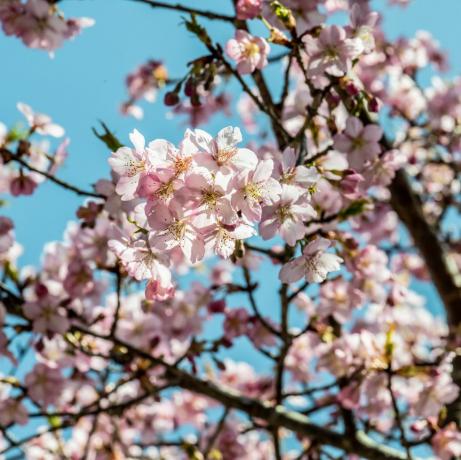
[12,155,104,199]
[73,326,414,460]
[389,170,461,424]
[130,0,237,23]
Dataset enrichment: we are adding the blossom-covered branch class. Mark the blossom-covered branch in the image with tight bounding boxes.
[0,0,461,459]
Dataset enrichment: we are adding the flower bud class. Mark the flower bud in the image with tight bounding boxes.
[164,91,180,106]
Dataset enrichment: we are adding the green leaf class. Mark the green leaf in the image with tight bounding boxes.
[4,261,19,284]
[48,415,62,428]
[6,125,28,143]
[92,121,123,151]
[270,1,296,30]
[338,199,369,220]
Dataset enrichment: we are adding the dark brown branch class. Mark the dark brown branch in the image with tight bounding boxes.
[73,326,413,460]
[131,0,237,23]
[389,170,461,424]
[12,155,104,199]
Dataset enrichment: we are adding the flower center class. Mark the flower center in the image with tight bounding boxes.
[351,137,365,149]
[304,252,321,274]
[168,220,186,241]
[280,170,295,185]
[215,147,236,166]
[243,182,262,201]
[276,205,293,222]
[243,41,260,58]
[156,180,175,201]
[174,156,192,175]
[325,46,339,59]
[126,159,145,177]
[201,188,219,209]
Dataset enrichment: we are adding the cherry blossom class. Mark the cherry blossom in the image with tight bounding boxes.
[121,60,168,119]
[334,116,382,170]
[231,159,281,221]
[225,30,270,74]
[17,102,64,137]
[279,237,343,283]
[0,0,93,52]
[147,201,205,264]
[187,126,258,174]
[432,423,461,460]
[109,129,152,200]
[236,0,262,20]
[259,185,316,246]
[303,25,363,76]
[25,363,64,406]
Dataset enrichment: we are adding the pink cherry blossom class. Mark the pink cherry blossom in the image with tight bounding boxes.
[108,129,151,201]
[348,3,379,53]
[3,4,461,458]
[223,307,251,340]
[147,201,205,264]
[204,220,256,259]
[274,147,319,191]
[186,126,258,175]
[10,172,37,196]
[0,217,14,253]
[117,311,162,349]
[185,171,234,220]
[121,60,167,119]
[25,363,64,406]
[279,237,343,283]
[0,398,28,426]
[412,368,459,418]
[236,0,262,20]
[2,0,93,52]
[24,297,70,335]
[109,236,168,281]
[432,423,461,460]
[17,102,64,137]
[231,159,281,222]
[62,259,94,297]
[334,117,382,170]
[259,185,316,246]
[303,25,363,76]
[225,30,270,74]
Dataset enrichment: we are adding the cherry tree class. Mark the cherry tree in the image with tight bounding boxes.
[0,0,461,459]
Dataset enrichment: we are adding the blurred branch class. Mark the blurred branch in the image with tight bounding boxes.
[130,0,237,23]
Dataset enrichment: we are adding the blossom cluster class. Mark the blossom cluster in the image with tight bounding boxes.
[0,102,67,196]
[0,0,94,52]
[120,60,168,119]
[108,126,339,299]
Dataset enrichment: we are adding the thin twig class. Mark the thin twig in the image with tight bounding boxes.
[387,368,414,460]
[13,155,103,199]
[203,407,230,458]
[131,0,237,23]
[242,266,281,337]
